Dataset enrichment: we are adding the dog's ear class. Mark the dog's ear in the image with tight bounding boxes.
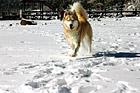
[73,10,78,19]
[63,10,68,18]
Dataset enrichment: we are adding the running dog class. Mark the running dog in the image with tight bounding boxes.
[63,2,93,57]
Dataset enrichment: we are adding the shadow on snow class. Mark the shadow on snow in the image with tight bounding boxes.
[93,52,140,58]
[77,51,140,60]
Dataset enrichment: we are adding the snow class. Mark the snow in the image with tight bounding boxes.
[0,17,140,93]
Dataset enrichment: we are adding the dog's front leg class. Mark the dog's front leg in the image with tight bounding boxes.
[72,42,80,57]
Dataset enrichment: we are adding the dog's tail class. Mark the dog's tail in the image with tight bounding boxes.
[70,2,88,22]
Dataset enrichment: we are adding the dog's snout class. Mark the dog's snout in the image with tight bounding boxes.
[70,24,73,29]
[70,24,73,27]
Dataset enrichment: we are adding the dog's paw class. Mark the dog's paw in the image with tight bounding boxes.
[72,54,76,57]
[71,54,77,57]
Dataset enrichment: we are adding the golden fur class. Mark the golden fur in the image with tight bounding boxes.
[63,2,93,57]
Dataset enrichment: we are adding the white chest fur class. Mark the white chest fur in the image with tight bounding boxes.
[68,31,79,45]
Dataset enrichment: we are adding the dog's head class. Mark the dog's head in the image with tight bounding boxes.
[63,10,79,31]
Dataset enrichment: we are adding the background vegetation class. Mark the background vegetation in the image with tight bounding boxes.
[0,0,140,11]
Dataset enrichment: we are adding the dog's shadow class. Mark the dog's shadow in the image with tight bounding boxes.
[93,52,140,58]
[77,51,140,60]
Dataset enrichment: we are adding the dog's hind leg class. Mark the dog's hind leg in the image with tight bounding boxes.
[85,33,92,54]
[81,40,85,48]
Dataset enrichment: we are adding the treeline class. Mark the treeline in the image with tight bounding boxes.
[81,0,140,10]
[0,0,140,11]
[0,0,21,11]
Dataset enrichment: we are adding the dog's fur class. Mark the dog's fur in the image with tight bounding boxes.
[63,2,93,57]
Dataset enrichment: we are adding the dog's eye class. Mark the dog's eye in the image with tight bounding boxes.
[67,18,71,21]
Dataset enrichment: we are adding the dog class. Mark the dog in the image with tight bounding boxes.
[63,2,93,57]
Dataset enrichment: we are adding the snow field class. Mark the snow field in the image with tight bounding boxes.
[0,17,140,93]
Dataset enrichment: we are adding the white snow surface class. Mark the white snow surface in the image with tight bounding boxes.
[0,17,140,93]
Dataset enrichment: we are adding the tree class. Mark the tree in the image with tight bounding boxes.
[44,0,63,10]
[0,0,21,11]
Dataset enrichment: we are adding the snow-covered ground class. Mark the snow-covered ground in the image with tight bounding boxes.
[0,17,140,93]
